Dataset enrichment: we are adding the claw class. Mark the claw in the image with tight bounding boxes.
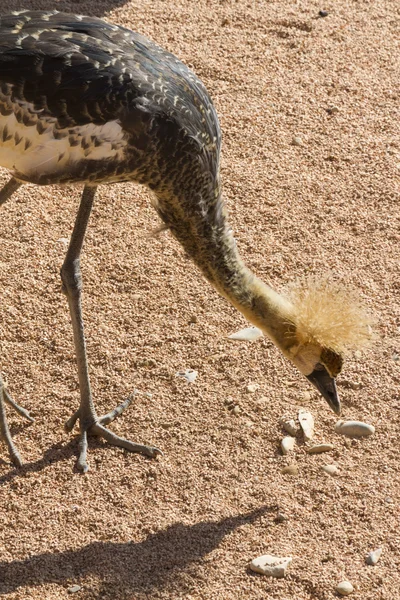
[67,394,162,472]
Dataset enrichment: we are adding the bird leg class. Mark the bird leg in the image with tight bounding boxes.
[61,185,162,472]
[0,374,34,467]
[0,178,35,467]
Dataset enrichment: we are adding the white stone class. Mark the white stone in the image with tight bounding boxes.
[292,136,303,146]
[307,443,334,454]
[249,554,292,578]
[321,464,339,475]
[232,405,241,415]
[228,326,263,341]
[299,408,314,441]
[335,420,375,438]
[247,383,259,393]
[280,417,298,436]
[67,586,82,594]
[281,436,296,455]
[366,548,382,565]
[175,369,198,383]
[336,581,354,596]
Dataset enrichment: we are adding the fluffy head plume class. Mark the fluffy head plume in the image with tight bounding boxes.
[283,276,373,355]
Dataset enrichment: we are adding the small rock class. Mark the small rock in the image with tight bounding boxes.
[335,420,375,438]
[292,136,303,146]
[307,443,334,454]
[281,464,298,476]
[281,436,296,455]
[232,405,241,415]
[336,581,354,596]
[326,106,339,115]
[275,512,289,523]
[280,417,298,436]
[247,383,259,393]
[301,391,311,402]
[249,554,292,578]
[67,586,82,594]
[228,326,263,341]
[176,369,198,383]
[366,548,382,565]
[299,408,314,441]
[321,464,339,475]
[318,10,329,17]
[189,315,198,323]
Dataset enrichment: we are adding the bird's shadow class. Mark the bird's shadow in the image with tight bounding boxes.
[0,1,131,18]
[0,437,82,485]
[0,505,273,599]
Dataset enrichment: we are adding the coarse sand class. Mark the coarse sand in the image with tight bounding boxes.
[0,1,399,599]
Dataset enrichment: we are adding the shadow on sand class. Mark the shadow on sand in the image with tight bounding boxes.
[0,505,273,598]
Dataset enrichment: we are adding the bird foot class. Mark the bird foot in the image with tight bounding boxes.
[0,379,34,467]
[64,393,162,473]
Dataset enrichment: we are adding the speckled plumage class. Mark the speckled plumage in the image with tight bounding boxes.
[0,10,220,183]
[0,10,240,294]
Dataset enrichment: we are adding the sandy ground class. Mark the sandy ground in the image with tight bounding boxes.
[0,0,399,599]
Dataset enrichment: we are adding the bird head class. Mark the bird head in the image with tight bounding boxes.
[247,275,372,415]
[279,276,373,414]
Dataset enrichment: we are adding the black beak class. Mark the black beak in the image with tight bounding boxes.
[306,363,341,415]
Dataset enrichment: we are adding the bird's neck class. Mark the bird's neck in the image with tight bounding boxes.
[161,199,292,345]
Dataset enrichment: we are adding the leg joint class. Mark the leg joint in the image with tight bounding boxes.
[60,259,82,294]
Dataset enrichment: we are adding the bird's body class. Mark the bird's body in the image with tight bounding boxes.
[0,11,370,470]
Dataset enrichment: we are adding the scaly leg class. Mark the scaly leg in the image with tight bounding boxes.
[0,178,34,466]
[0,376,34,467]
[61,185,162,472]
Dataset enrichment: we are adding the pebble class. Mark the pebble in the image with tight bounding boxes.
[321,464,339,475]
[319,10,329,17]
[335,420,375,438]
[326,106,339,115]
[175,369,198,383]
[281,464,298,476]
[281,436,296,455]
[189,315,198,323]
[292,136,303,146]
[228,326,263,341]
[366,548,382,565]
[299,408,314,441]
[57,237,70,247]
[280,417,298,436]
[67,585,82,594]
[275,512,289,523]
[336,581,354,596]
[232,405,241,415]
[249,554,292,578]
[301,391,311,402]
[247,383,259,393]
[307,443,334,454]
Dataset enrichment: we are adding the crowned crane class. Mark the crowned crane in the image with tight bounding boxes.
[0,10,370,471]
